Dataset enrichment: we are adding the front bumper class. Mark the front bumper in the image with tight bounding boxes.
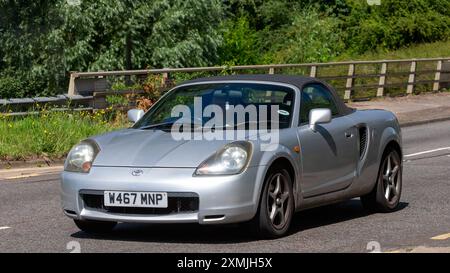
[61,166,266,225]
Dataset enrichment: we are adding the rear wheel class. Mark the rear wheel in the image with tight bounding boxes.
[361,149,402,212]
[254,169,294,238]
[74,219,117,234]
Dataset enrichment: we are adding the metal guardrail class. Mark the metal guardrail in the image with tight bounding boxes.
[2,57,450,115]
[0,94,93,116]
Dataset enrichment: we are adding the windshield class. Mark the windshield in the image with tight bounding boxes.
[133,82,295,130]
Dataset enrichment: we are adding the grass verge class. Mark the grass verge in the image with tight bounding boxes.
[0,109,129,161]
[335,40,450,61]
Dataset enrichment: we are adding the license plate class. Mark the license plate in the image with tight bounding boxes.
[104,191,168,208]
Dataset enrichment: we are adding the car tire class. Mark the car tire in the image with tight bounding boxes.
[74,219,117,234]
[254,168,294,238]
[361,148,402,212]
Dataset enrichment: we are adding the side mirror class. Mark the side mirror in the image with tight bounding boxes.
[309,108,331,131]
[127,109,144,123]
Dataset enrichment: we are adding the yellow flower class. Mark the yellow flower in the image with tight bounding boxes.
[8,123,13,128]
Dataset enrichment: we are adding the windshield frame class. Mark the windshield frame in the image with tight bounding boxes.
[132,80,300,129]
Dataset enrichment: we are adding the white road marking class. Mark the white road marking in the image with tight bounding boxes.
[3,173,43,180]
[386,246,450,253]
[0,166,63,180]
[431,233,450,240]
[404,147,450,158]
[0,226,11,230]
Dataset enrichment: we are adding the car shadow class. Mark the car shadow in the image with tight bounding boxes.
[288,199,409,236]
[71,199,409,244]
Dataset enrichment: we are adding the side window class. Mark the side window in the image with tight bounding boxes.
[299,84,339,124]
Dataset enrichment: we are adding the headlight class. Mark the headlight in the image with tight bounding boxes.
[194,141,252,176]
[64,139,100,173]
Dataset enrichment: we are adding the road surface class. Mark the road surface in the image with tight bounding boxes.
[1,120,450,253]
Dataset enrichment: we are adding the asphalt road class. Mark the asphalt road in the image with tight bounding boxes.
[1,121,450,253]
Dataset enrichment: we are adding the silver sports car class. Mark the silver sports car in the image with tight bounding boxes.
[61,75,402,238]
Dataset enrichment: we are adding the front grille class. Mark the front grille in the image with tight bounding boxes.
[80,191,199,215]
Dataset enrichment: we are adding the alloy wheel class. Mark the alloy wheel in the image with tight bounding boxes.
[381,152,401,204]
[266,173,292,230]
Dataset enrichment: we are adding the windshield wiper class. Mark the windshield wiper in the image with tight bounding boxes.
[139,121,176,130]
[139,120,202,130]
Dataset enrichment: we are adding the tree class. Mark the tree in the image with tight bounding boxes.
[0,0,224,98]
[0,0,63,97]
[61,0,224,70]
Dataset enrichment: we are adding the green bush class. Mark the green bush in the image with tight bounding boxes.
[0,71,51,99]
[343,0,450,54]
[219,17,261,65]
[0,75,25,98]
[266,8,345,63]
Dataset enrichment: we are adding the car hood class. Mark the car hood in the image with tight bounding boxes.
[91,129,230,168]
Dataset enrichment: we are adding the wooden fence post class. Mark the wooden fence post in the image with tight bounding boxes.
[406,60,416,94]
[310,65,317,78]
[162,72,169,87]
[433,60,442,92]
[266,67,274,98]
[67,73,76,96]
[344,64,355,100]
[377,62,387,97]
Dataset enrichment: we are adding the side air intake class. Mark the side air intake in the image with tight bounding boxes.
[359,126,368,159]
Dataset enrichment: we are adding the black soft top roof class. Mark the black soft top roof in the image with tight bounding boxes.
[182,74,353,115]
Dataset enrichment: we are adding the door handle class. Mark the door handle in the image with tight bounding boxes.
[345,132,353,138]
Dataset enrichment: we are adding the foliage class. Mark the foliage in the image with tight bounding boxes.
[111,81,142,92]
[265,8,344,64]
[58,0,224,70]
[0,74,26,98]
[1,0,449,99]
[105,94,130,108]
[218,17,260,65]
[336,40,450,61]
[106,74,170,112]
[135,74,167,111]
[0,109,129,160]
[0,0,224,98]
[342,0,450,54]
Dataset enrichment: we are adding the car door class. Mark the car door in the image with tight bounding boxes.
[297,83,358,198]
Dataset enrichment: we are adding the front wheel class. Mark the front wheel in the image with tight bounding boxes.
[361,149,402,212]
[74,219,117,234]
[254,169,294,238]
